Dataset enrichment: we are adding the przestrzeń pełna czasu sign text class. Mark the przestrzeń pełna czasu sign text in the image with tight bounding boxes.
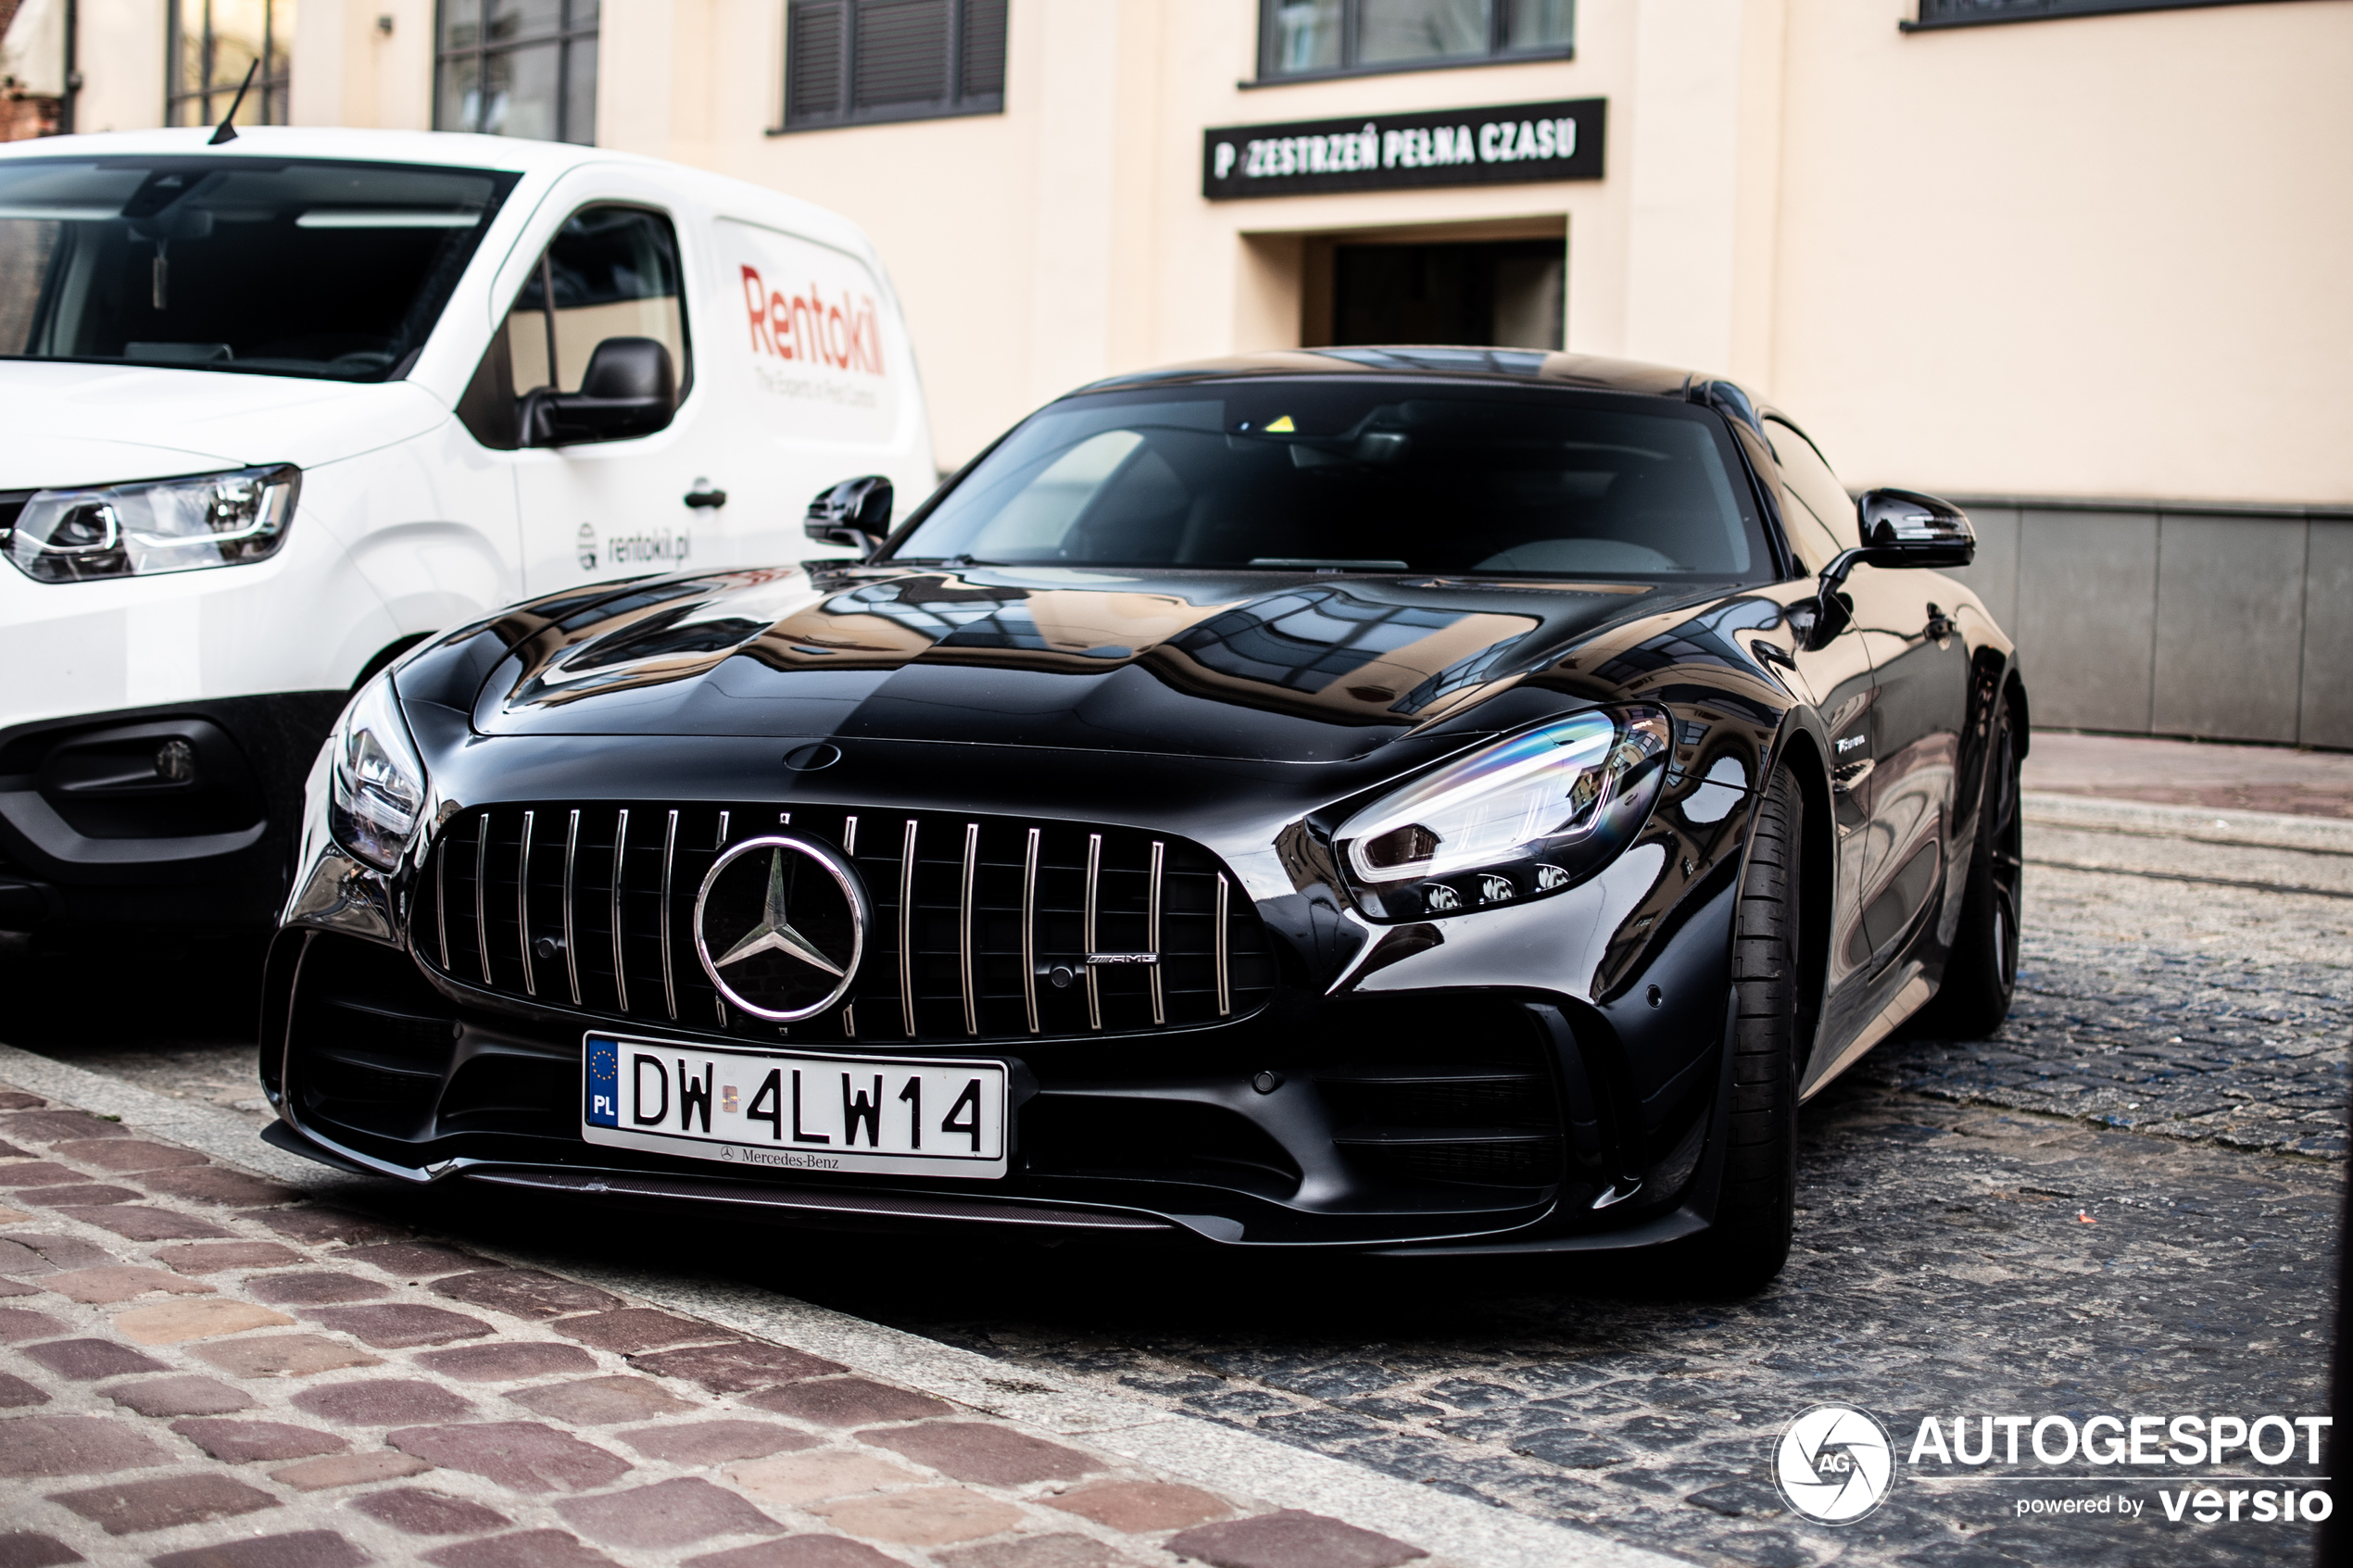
[1202,98,1605,201]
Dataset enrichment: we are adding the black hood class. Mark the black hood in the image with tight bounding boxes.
[461,565,1697,766]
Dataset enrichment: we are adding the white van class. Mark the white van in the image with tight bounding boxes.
[0,127,933,935]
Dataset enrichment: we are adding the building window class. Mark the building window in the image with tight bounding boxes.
[1905,0,2314,28]
[167,0,294,128]
[1258,0,1572,83]
[435,0,599,144]
[780,0,1006,132]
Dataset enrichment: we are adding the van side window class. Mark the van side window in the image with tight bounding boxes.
[1761,415,1858,572]
[458,205,691,448]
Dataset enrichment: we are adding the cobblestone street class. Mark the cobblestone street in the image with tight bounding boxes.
[772,856,2347,1568]
[6,790,2346,1567]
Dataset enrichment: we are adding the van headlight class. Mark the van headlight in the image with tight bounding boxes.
[1336,708,1672,921]
[328,670,428,872]
[3,464,298,583]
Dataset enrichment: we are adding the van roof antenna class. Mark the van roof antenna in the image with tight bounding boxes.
[208,60,260,145]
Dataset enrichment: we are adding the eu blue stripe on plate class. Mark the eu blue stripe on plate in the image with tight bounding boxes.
[585,1037,620,1126]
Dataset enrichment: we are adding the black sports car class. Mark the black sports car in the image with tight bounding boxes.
[263,348,2024,1287]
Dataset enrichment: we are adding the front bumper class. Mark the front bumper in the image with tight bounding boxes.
[259,856,1743,1254]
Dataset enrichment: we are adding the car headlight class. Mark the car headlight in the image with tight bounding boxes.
[1336,707,1672,921]
[3,464,299,583]
[328,669,428,872]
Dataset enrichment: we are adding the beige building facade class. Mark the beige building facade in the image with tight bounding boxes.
[9,0,2353,743]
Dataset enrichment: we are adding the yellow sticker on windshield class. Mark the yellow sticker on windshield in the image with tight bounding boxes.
[1265,415,1295,433]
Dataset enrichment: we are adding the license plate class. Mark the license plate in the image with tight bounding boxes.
[582,1035,1009,1180]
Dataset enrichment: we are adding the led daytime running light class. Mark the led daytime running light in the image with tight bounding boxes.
[1335,707,1670,920]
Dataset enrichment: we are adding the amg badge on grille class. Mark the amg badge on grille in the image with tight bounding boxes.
[692,834,870,1022]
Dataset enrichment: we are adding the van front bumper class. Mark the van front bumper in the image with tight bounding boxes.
[0,691,346,931]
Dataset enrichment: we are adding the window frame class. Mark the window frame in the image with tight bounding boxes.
[166,0,293,130]
[1904,0,2320,31]
[1761,414,1860,571]
[1251,0,1574,88]
[433,0,602,145]
[772,0,1009,136]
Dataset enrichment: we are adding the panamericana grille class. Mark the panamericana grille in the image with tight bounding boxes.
[410,802,1277,1046]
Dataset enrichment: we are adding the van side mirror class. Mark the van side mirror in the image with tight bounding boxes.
[1801,489,1974,648]
[523,337,677,446]
[805,475,893,557]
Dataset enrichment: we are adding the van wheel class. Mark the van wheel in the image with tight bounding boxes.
[1674,764,1805,1295]
[1917,692,2022,1039]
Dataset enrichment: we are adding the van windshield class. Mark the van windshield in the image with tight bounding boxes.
[891,383,1770,581]
[0,157,518,382]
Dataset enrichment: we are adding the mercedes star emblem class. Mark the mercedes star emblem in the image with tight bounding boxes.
[692,834,867,1022]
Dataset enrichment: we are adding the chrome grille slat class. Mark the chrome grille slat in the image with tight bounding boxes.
[473,814,492,985]
[1021,826,1040,1035]
[517,809,536,997]
[1215,871,1231,1016]
[1084,831,1102,1032]
[660,809,679,1020]
[610,809,630,1015]
[898,818,919,1039]
[416,801,1275,1046]
[1147,839,1165,1027]
[958,822,980,1036]
[561,809,582,1006]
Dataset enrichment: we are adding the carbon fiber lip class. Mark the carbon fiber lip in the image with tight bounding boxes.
[459,1165,1177,1231]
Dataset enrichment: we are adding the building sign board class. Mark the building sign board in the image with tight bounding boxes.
[1202,98,1604,202]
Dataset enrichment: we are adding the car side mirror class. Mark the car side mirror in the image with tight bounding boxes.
[1856,488,1975,567]
[804,475,893,557]
[1800,489,1974,649]
[523,337,677,446]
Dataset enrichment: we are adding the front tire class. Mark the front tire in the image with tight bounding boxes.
[1678,764,1806,1294]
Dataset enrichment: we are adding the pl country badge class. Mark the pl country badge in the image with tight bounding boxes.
[1775,1403,1894,1524]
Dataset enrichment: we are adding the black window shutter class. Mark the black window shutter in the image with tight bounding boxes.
[855,0,951,109]
[961,0,1007,100]
[782,0,1005,129]
[786,0,849,123]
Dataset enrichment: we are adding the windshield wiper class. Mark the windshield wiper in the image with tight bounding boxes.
[1247,558,1410,572]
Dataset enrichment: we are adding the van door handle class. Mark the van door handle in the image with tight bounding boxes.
[684,483,727,508]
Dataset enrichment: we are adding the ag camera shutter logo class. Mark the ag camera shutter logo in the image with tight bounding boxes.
[1775,1403,1895,1524]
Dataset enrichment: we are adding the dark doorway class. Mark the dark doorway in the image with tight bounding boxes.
[1330,239,1564,350]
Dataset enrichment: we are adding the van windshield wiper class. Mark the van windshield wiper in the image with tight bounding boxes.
[1247,558,1411,571]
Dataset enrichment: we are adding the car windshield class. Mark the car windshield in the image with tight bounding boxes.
[891,382,1769,580]
[0,156,517,382]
